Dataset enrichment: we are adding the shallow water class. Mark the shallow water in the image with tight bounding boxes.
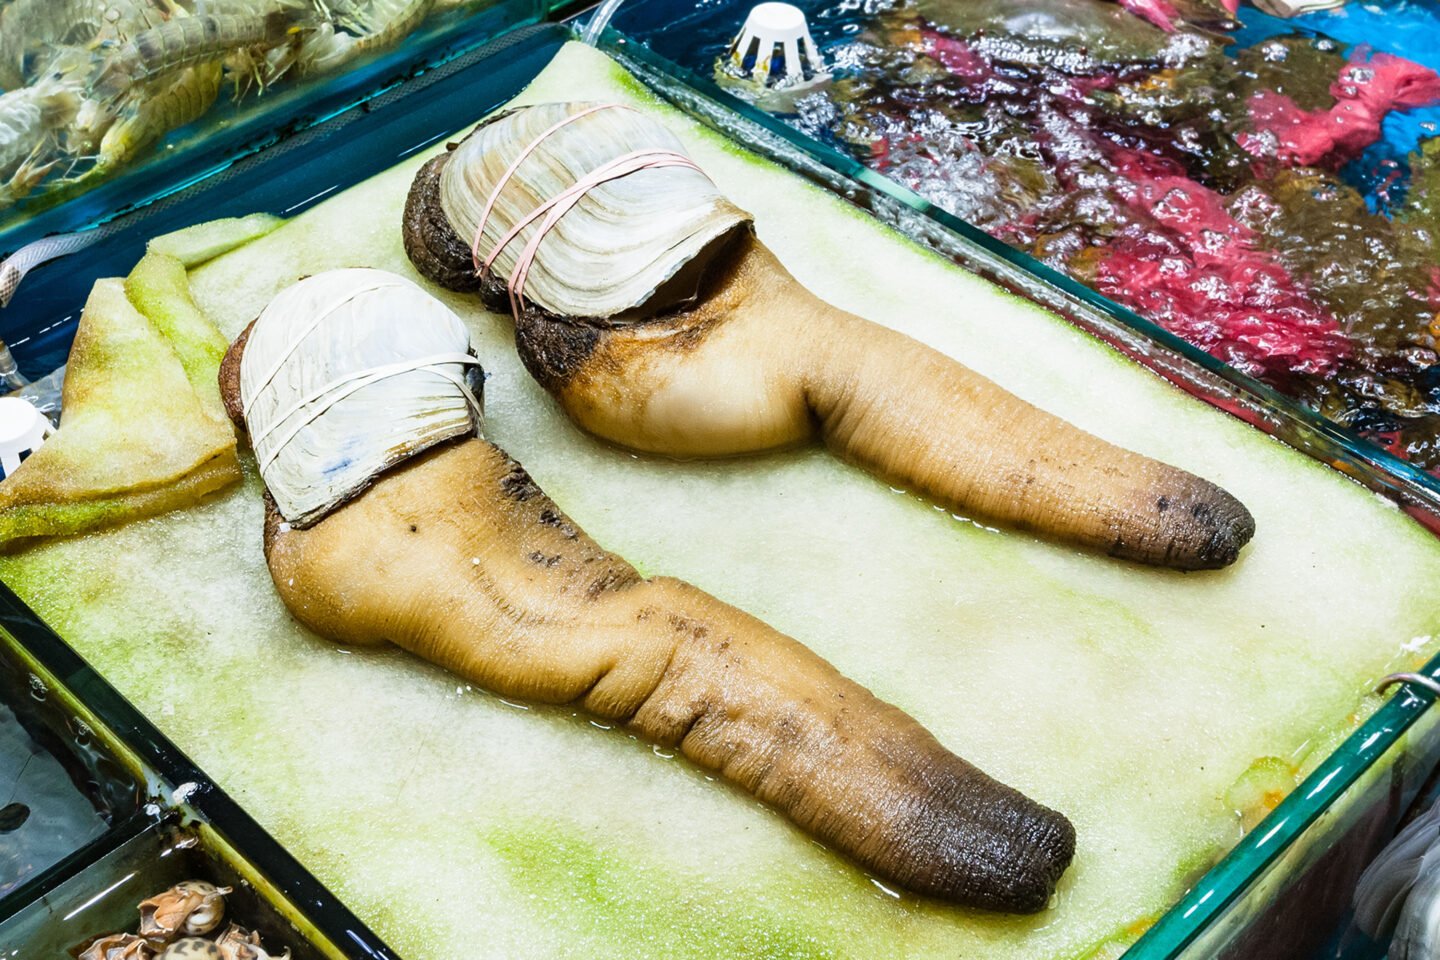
[619,0,1440,471]
[0,699,108,897]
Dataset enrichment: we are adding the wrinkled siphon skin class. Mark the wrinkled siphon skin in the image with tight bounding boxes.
[216,326,1078,913]
[404,147,1255,570]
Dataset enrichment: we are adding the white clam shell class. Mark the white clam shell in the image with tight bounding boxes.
[240,268,482,526]
[440,101,751,320]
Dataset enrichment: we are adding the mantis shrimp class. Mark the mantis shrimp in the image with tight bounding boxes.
[0,84,75,208]
[297,0,436,74]
[93,10,299,97]
[0,0,184,89]
[0,3,305,210]
[95,62,227,176]
[0,0,473,215]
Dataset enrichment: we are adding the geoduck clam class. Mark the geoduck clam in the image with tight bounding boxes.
[403,100,1255,570]
[218,268,1075,912]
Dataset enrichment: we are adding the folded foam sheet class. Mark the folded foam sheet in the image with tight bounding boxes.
[3,41,1440,960]
[0,277,238,547]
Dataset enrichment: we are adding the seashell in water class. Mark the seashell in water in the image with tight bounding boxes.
[239,268,483,527]
[79,933,155,960]
[139,880,232,940]
[214,924,292,960]
[155,939,223,960]
[436,101,752,320]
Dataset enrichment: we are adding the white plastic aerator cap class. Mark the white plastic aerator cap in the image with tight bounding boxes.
[0,396,50,480]
[727,3,829,89]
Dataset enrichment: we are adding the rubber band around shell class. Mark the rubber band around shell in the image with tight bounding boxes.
[239,269,485,527]
[443,100,748,320]
[468,103,707,319]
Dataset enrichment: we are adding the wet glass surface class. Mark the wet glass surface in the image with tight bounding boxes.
[0,0,548,253]
[0,625,141,913]
[0,700,108,899]
[615,0,1440,477]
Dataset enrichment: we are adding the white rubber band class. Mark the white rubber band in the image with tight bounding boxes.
[241,278,411,418]
[255,354,484,475]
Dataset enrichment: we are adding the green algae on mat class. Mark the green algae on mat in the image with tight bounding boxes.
[147,213,286,267]
[5,39,1440,960]
[125,252,232,421]
[0,279,238,545]
[485,824,846,960]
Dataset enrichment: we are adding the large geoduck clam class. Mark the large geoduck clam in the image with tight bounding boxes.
[403,101,1255,570]
[219,268,1075,913]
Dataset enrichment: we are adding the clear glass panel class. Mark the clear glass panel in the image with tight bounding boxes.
[0,584,400,957]
[1134,680,1440,958]
[0,818,334,958]
[0,611,143,920]
[0,0,549,251]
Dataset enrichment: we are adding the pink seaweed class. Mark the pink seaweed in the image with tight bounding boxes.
[1116,0,1181,32]
[1239,48,1440,168]
[1091,150,1349,377]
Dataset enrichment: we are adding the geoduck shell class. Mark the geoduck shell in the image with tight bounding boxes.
[239,268,481,527]
[439,101,751,320]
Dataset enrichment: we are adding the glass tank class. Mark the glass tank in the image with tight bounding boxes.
[603,0,1440,524]
[2,18,1440,960]
[0,0,554,253]
[0,591,143,920]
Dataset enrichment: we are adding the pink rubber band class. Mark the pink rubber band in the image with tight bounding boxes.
[468,104,704,318]
[495,150,700,318]
[469,103,635,274]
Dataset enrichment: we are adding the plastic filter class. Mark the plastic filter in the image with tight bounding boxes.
[728,3,826,86]
[0,397,50,480]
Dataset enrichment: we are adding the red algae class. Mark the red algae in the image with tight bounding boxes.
[1091,151,1347,377]
[796,0,1440,464]
[1240,48,1440,168]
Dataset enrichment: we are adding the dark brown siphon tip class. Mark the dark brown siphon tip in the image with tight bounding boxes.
[1151,476,1257,571]
[883,756,1076,912]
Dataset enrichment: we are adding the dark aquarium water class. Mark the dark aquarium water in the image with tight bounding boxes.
[0,630,142,911]
[0,699,108,897]
[616,0,1440,470]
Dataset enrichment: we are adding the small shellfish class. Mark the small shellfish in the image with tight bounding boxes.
[215,923,293,960]
[236,268,484,526]
[413,101,751,320]
[156,939,223,960]
[79,933,155,960]
[138,880,232,940]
